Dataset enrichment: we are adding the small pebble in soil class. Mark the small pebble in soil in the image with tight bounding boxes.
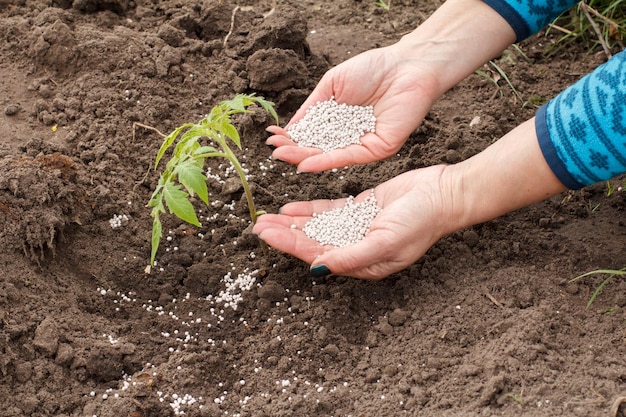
[302,190,382,247]
[287,96,376,152]
[4,103,20,116]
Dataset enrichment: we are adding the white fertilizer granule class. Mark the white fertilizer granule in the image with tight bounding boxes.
[302,191,382,247]
[287,97,376,152]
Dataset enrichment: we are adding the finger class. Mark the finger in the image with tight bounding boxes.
[271,146,322,165]
[278,198,351,217]
[265,125,290,138]
[296,143,377,172]
[252,212,311,231]
[266,135,296,147]
[311,229,399,280]
[265,126,291,139]
[254,222,328,264]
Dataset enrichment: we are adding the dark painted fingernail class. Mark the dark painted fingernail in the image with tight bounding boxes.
[266,143,276,150]
[310,264,331,278]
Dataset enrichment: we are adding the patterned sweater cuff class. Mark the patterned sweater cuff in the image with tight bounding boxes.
[536,105,585,190]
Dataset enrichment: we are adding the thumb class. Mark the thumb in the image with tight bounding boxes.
[309,233,394,280]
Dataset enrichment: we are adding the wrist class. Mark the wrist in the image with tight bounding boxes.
[392,0,515,98]
[441,118,567,234]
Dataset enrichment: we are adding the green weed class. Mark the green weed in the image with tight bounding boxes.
[506,388,524,405]
[146,93,278,270]
[522,96,549,109]
[545,0,625,57]
[570,267,626,307]
[374,0,390,10]
[587,200,601,213]
[475,60,524,104]
[605,178,626,196]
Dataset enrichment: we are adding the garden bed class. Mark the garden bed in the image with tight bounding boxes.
[1,0,625,416]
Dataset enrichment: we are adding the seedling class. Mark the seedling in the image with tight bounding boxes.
[374,0,391,10]
[506,388,524,405]
[475,60,524,104]
[606,178,625,196]
[146,93,278,270]
[606,180,618,196]
[570,266,626,307]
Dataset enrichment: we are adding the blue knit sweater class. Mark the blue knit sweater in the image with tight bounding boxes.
[483,0,626,189]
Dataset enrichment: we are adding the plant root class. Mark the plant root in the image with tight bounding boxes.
[132,122,166,142]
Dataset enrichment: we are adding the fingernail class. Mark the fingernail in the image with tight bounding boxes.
[310,264,331,278]
[266,143,276,151]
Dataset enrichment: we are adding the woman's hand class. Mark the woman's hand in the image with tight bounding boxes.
[266,45,439,173]
[253,165,454,279]
[266,0,516,173]
[255,118,568,280]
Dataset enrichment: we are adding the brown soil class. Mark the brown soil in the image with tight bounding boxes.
[1,1,626,416]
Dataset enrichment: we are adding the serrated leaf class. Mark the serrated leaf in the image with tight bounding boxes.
[150,215,163,264]
[163,182,201,226]
[256,97,279,123]
[221,122,241,147]
[207,105,224,123]
[148,198,166,220]
[222,94,247,113]
[147,186,163,208]
[155,124,191,168]
[174,130,203,158]
[193,145,219,156]
[175,160,209,205]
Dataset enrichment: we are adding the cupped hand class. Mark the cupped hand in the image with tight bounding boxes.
[252,165,455,280]
[266,44,439,172]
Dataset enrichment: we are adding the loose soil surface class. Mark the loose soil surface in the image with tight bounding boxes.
[1,1,625,416]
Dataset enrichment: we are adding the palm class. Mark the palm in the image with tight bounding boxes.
[267,46,436,172]
[253,166,449,279]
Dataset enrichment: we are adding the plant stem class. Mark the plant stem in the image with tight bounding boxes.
[220,139,270,258]
[222,141,259,224]
[581,2,613,58]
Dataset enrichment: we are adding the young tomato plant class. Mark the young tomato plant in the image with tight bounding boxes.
[147,93,278,269]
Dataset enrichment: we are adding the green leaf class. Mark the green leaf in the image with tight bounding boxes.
[175,160,209,205]
[222,94,247,113]
[174,129,205,158]
[570,267,626,308]
[257,98,279,124]
[246,94,278,124]
[193,145,220,156]
[150,215,162,264]
[155,124,191,168]
[221,122,241,148]
[147,185,163,208]
[207,105,224,123]
[163,182,201,226]
[571,268,626,282]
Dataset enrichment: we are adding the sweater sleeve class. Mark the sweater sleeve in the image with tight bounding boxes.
[536,50,626,189]
[482,0,579,42]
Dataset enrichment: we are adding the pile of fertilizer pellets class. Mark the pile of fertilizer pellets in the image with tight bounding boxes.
[302,191,382,247]
[286,97,376,153]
